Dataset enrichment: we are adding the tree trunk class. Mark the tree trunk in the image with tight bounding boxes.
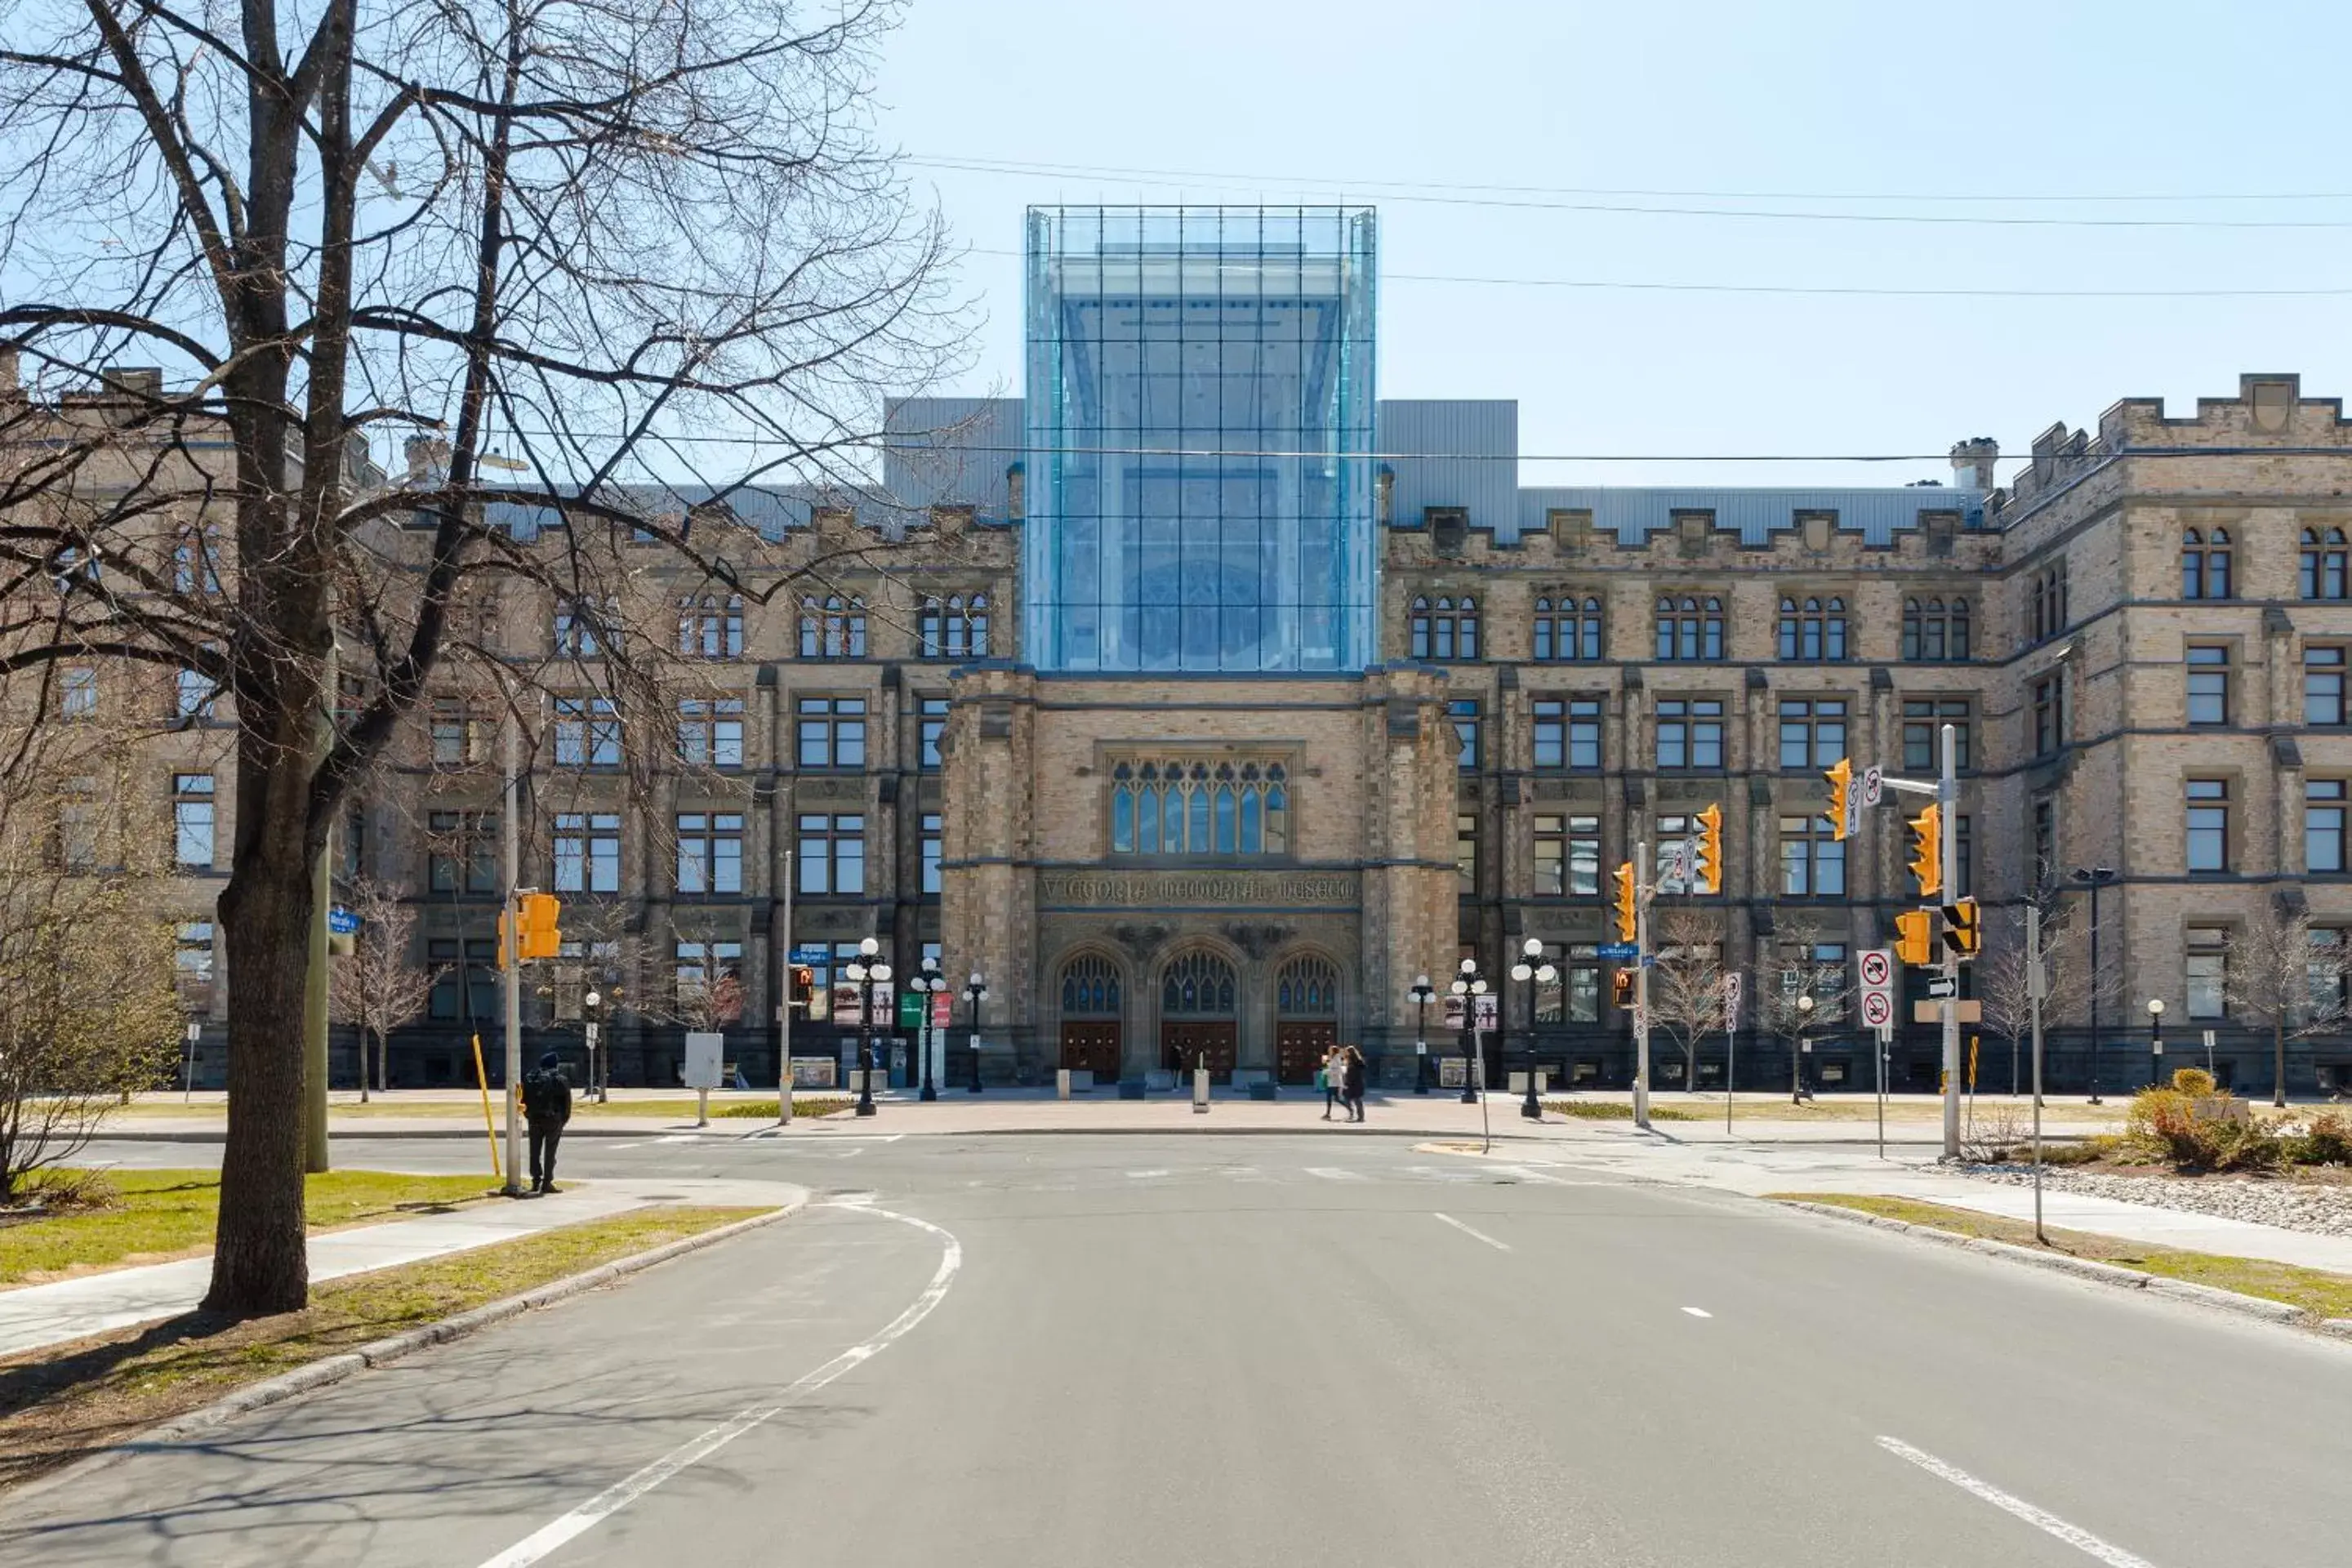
[2276,1021,2288,1108]
[203,784,318,1316]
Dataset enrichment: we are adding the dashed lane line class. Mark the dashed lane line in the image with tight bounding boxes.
[1875,1436,2160,1568]
[1432,1213,1512,1252]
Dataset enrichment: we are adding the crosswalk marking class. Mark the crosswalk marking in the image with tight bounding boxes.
[1303,1166,1370,1182]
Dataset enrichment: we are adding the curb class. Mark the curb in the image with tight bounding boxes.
[1,1193,807,1511]
[1774,1199,2344,1335]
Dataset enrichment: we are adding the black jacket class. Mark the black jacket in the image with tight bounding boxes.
[1342,1057,1366,1096]
[523,1068,572,1127]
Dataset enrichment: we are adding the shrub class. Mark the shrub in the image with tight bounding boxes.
[2286,1111,2352,1166]
[2170,1067,2218,1098]
[2123,1085,2282,1170]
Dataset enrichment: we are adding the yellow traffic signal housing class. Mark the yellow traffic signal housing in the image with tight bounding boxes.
[1906,804,1943,898]
[1610,861,1637,944]
[1821,758,1852,842]
[515,893,563,961]
[1942,896,1982,957]
[1894,910,1936,966]
[1610,969,1635,1009]
[1695,803,1724,894]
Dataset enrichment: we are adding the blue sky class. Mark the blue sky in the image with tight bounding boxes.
[875,0,2352,488]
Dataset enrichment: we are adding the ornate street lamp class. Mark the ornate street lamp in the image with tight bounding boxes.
[1408,974,1436,1095]
[847,936,886,1117]
[1451,956,1481,1104]
[1512,936,1559,1121]
[910,956,945,1102]
[2147,996,2166,1090]
[964,972,988,1093]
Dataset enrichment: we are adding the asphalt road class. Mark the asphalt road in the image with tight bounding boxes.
[6,1130,2350,1566]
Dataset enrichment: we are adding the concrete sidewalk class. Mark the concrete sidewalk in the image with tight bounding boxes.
[0,1177,804,1362]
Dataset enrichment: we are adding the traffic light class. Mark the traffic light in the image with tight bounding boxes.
[1611,969,1635,1009]
[1694,803,1724,895]
[1821,758,1852,842]
[1611,860,1637,944]
[789,964,817,1015]
[1942,896,1981,957]
[516,893,562,960]
[1894,909,1935,966]
[1906,804,1942,898]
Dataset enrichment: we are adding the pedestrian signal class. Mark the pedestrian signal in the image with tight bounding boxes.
[1894,909,1935,966]
[1611,969,1635,1009]
[1822,758,1852,842]
[1695,803,1724,894]
[1610,861,1637,944]
[1906,804,1942,898]
[790,964,817,1014]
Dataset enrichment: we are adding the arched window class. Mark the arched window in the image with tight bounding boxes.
[676,593,743,659]
[1410,596,1432,659]
[1654,595,1725,662]
[1778,596,1848,662]
[1163,951,1237,1015]
[2182,528,2233,600]
[1276,955,1341,1016]
[1107,755,1287,858]
[1060,954,1121,1017]
[799,594,866,659]
[2304,528,2349,600]
[1901,596,1971,662]
[920,592,992,659]
[1534,593,1603,662]
[1410,595,1478,661]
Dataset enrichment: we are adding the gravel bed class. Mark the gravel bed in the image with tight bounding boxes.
[1962,1165,2352,1238]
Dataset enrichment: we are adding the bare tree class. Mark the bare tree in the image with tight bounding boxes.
[1,0,963,1311]
[1647,909,1727,1095]
[1760,922,1852,1103]
[2225,900,2349,1108]
[1976,897,2094,1098]
[327,874,433,1100]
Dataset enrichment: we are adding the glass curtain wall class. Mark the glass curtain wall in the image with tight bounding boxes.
[1024,207,1379,672]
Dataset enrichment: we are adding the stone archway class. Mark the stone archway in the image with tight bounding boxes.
[1159,950,1239,1080]
[1273,952,1341,1085]
[1055,951,1123,1080]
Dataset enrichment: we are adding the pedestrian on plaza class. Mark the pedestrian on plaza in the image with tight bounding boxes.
[1321,1045,1343,1120]
[1342,1045,1368,1123]
[523,1049,573,1194]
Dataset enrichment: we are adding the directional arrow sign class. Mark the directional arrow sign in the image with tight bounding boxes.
[1927,977,1958,999]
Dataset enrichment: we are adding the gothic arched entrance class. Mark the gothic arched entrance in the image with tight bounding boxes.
[1159,951,1238,1081]
[1057,953,1122,1080]
[1274,954,1341,1085]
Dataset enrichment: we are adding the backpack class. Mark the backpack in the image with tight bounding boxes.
[524,1068,569,1123]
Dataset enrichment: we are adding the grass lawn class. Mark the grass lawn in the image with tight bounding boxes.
[100,1095,854,1121]
[1,1170,494,1287]
[570,1095,853,1120]
[0,1204,768,1493]
[1540,1101,1703,1122]
[1769,1192,2352,1320]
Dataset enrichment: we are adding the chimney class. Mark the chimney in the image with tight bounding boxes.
[1949,437,1998,491]
[404,434,451,481]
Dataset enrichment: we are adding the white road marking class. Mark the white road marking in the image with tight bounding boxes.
[1303,1166,1369,1182]
[1125,1169,1172,1179]
[475,1202,960,1568]
[1399,1165,1480,1183]
[1432,1213,1511,1251]
[1485,1164,1573,1185]
[652,1134,700,1145]
[1681,1307,1713,1318]
[1875,1436,2159,1568]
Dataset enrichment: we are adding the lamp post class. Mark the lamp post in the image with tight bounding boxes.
[1408,974,1436,1094]
[846,936,886,1117]
[1793,993,1815,1104]
[583,989,604,1105]
[964,973,988,1093]
[1451,957,1481,1103]
[2147,997,2166,1090]
[1512,937,1559,1121]
[2072,865,2117,1103]
[911,956,944,1102]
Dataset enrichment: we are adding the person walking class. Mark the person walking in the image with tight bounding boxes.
[1342,1045,1368,1123]
[523,1049,573,1194]
[1321,1045,1343,1120]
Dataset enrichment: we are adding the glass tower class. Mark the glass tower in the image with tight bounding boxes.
[1022,207,1379,673]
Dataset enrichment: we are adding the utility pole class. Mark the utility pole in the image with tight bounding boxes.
[777,849,794,1127]
[1633,837,1652,1129]
[1939,723,1961,1161]
[501,695,524,1197]
[302,640,336,1174]
[2028,902,2047,1243]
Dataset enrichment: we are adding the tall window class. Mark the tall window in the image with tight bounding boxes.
[1776,698,1847,770]
[1534,813,1566,897]
[2310,780,2348,874]
[174,666,219,720]
[676,813,744,894]
[554,813,620,893]
[431,697,488,765]
[676,595,744,659]
[554,598,615,657]
[173,774,215,871]
[1531,697,1601,771]
[795,697,866,768]
[429,938,498,1022]
[677,698,744,767]
[1776,597,1848,662]
[1451,699,1481,769]
[2303,528,2349,600]
[553,697,621,767]
[675,941,745,1023]
[2309,929,2350,1018]
[1566,815,1601,896]
[2185,646,2231,726]
[799,595,867,658]
[921,813,942,895]
[1533,595,1602,662]
[428,811,498,893]
[2032,797,2058,889]
[2032,675,2064,757]
[60,666,96,719]
[172,522,224,595]
[175,921,216,1000]
[1653,814,1696,894]
[1655,595,1725,662]
[2185,780,2230,874]
[920,594,991,659]
[1902,699,1972,771]
[2029,561,2069,644]
[1655,698,1725,769]
[796,813,866,894]
[1456,812,1478,893]
[920,697,949,769]
[1410,596,1479,661]
[2181,528,2232,599]
[2186,927,2228,1019]
[1565,942,1601,1023]
[1108,758,1290,857]
[2308,647,2348,726]
[1779,815,1845,897]
[1901,597,1971,662]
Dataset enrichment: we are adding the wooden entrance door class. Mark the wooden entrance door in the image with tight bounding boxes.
[1059,1022,1121,1080]
[1276,1022,1338,1085]
[1160,1022,1237,1082]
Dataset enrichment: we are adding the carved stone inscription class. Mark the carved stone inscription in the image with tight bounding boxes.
[1038,869,1358,908]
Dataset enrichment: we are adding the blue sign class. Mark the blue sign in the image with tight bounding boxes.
[1596,942,1639,960]
[327,906,361,935]
[790,945,832,964]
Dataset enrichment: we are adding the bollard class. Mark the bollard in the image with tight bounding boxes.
[1057,1067,1071,1102]
[1193,1064,1210,1114]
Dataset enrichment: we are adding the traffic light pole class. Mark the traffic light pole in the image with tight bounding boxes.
[1633,838,1652,1131]
[501,699,525,1198]
[1939,723,1961,1161]
[777,849,794,1127]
